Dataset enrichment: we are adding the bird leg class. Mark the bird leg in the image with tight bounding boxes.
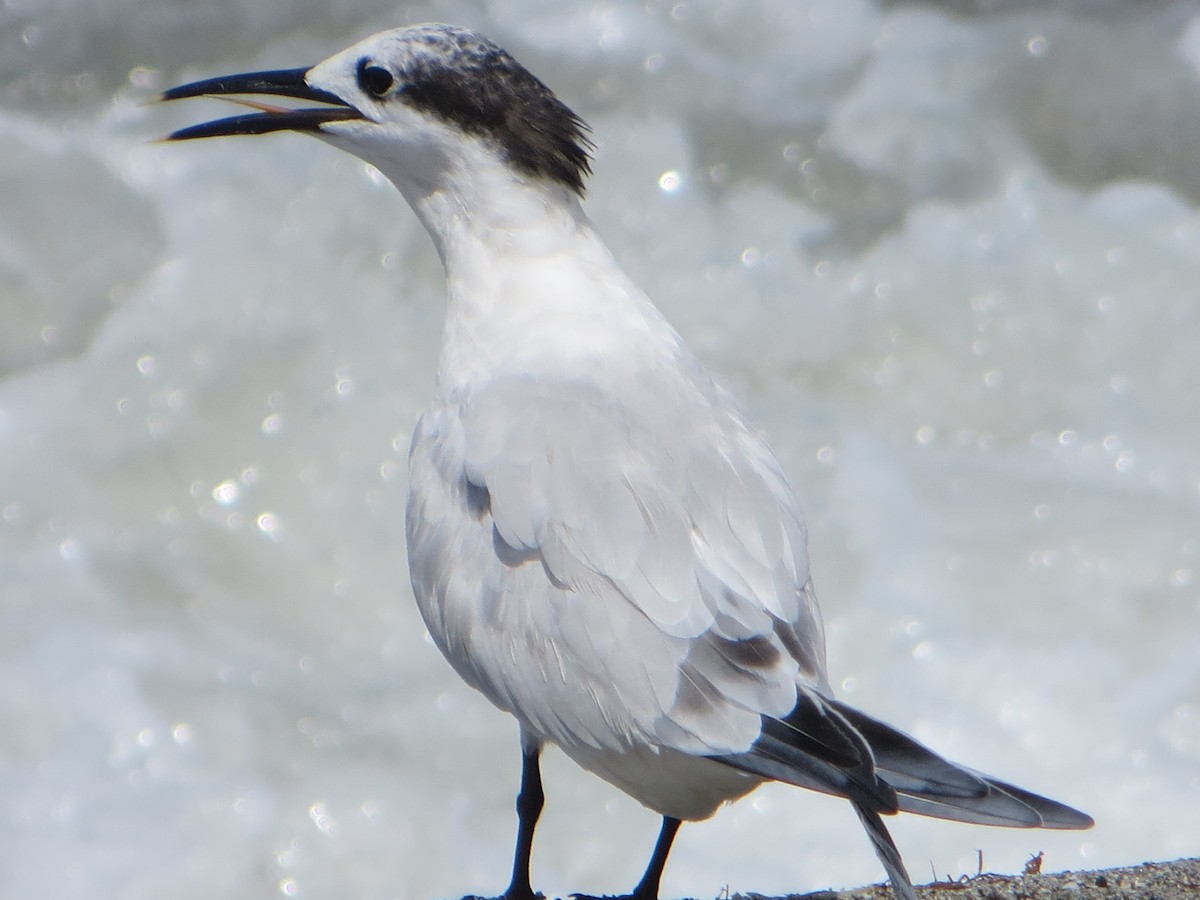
[506,748,544,900]
[628,816,682,900]
[464,746,545,900]
[508,746,546,899]
[572,816,682,900]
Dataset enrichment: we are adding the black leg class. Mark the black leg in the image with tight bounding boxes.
[504,746,545,900]
[628,816,681,900]
[572,815,682,900]
[463,746,544,900]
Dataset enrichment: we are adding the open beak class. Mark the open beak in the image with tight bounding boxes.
[160,67,363,140]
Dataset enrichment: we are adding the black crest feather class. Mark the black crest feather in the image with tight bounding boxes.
[389,26,593,194]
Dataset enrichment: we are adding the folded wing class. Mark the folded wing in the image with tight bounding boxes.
[408,368,827,758]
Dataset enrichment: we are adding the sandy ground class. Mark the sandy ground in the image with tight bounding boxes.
[723,857,1200,900]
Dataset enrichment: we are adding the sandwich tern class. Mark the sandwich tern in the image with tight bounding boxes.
[160,23,1093,900]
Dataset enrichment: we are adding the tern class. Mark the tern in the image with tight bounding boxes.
[160,23,1092,900]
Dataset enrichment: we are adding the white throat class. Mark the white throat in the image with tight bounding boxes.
[361,133,680,397]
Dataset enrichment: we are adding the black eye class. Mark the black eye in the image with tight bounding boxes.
[357,61,394,98]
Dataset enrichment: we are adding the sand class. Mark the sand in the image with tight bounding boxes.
[725,857,1200,900]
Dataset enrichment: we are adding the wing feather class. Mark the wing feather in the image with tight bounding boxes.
[715,690,1093,832]
[407,370,821,760]
[408,369,1090,840]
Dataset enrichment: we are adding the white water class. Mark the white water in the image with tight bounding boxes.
[2,2,1197,898]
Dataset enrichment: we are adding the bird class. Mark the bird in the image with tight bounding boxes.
[159,22,1093,900]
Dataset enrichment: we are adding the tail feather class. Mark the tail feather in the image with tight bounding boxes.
[715,693,1092,830]
[714,691,1090,900]
[721,730,899,813]
[852,802,917,900]
[826,698,990,799]
[829,700,1094,830]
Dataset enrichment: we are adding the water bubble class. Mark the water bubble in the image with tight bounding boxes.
[212,480,240,506]
[309,801,337,836]
[256,512,280,537]
[128,67,160,89]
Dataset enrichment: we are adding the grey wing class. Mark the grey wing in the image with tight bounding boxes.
[405,372,827,758]
[719,692,1093,828]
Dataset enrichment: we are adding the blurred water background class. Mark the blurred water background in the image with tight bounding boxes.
[2,1,1198,898]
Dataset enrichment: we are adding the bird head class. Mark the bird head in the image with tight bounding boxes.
[161,23,593,199]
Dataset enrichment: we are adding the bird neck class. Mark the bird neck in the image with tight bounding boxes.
[389,153,679,397]
[411,166,592,273]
